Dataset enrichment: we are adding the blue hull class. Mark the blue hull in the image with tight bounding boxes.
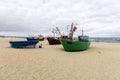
[26,37,39,41]
[26,37,44,41]
[9,40,39,48]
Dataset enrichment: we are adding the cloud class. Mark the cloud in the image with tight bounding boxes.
[0,0,120,37]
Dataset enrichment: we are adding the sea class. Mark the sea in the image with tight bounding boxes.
[0,35,120,43]
[72,37,120,43]
[1,31,120,43]
[89,37,120,43]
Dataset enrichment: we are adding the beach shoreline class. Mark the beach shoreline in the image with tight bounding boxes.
[0,37,120,80]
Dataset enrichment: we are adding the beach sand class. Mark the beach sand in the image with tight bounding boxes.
[0,37,120,80]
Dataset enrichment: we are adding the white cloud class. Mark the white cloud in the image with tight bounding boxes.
[0,0,120,37]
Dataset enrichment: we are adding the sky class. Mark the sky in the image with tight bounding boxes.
[0,0,120,37]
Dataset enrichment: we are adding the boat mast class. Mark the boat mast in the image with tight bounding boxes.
[69,22,74,40]
[56,27,62,37]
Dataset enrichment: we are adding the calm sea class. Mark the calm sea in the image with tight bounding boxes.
[1,34,120,43]
[89,37,120,43]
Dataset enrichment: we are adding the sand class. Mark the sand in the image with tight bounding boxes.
[0,37,120,80]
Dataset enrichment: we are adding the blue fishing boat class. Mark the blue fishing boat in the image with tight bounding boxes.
[27,34,44,41]
[9,40,39,48]
[26,37,39,41]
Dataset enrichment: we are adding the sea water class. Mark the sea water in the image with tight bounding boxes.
[89,37,120,43]
[73,37,120,43]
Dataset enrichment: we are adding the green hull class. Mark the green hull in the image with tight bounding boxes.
[61,39,90,51]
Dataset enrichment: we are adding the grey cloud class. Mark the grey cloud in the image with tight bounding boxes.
[0,0,120,37]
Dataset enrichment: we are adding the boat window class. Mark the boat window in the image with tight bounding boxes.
[67,41,72,44]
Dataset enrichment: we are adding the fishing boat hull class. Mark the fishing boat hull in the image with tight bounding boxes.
[9,40,39,48]
[47,37,61,45]
[26,37,39,41]
[27,37,44,41]
[61,39,90,51]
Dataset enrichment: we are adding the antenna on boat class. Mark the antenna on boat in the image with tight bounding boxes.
[82,26,84,36]
[52,28,55,37]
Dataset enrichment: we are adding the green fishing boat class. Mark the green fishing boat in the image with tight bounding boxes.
[60,23,90,51]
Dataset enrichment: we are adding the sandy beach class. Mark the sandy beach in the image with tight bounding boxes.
[0,37,120,80]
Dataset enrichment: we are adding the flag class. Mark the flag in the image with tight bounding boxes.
[73,26,77,32]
